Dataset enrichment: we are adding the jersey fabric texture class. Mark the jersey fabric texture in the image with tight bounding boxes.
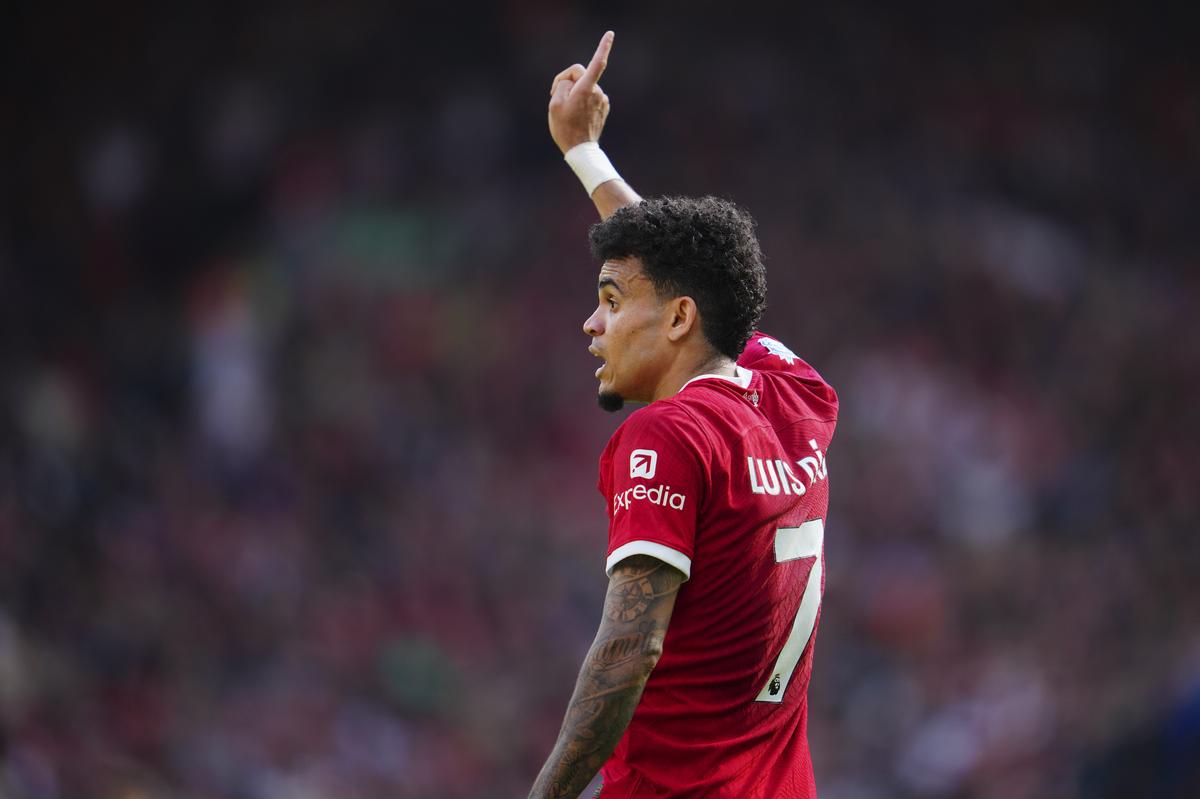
[596,333,839,799]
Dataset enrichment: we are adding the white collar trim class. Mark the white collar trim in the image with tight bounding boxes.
[679,365,753,393]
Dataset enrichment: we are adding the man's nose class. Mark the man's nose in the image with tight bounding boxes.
[583,308,603,337]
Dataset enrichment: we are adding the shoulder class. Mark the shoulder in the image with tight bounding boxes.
[615,399,714,450]
[738,332,814,375]
[601,399,716,471]
[739,332,839,411]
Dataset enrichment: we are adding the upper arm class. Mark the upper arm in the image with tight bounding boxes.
[593,555,685,672]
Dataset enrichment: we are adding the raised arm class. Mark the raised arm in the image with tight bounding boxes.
[528,555,683,799]
[547,31,643,219]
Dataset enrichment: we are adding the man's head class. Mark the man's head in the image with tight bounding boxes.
[582,196,767,411]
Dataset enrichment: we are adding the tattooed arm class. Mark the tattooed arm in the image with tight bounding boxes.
[529,555,685,799]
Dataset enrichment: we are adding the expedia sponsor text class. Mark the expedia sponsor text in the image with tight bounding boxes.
[613,483,687,514]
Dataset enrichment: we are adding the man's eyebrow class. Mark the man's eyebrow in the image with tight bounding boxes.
[598,276,623,293]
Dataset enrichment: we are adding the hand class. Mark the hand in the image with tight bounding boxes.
[548,31,614,155]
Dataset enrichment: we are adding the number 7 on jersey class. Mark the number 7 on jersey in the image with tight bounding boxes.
[755,519,824,703]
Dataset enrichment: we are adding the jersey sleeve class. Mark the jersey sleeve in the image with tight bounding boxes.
[598,404,712,581]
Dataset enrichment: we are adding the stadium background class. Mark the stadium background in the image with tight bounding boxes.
[2,1,1198,797]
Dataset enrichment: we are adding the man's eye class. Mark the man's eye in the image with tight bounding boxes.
[607,298,618,309]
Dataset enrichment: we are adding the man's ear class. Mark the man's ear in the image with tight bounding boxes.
[665,296,699,343]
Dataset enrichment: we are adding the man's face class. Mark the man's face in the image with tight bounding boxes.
[583,257,671,412]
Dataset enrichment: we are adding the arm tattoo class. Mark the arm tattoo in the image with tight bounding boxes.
[529,556,684,799]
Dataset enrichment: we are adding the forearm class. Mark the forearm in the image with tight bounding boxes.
[528,644,654,799]
[562,142,641,219]
[529,556,682,799]
[590,178,642,220]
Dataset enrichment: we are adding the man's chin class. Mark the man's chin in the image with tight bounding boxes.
[597,390,625,413]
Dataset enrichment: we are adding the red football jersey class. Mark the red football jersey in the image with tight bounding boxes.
[596,333,838,798]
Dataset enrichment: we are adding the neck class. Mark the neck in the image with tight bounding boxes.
[651,351,737,401]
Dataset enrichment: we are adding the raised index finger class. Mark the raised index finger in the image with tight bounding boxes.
[574,30,614,94]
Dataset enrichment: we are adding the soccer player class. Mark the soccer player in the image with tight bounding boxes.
[529,32,839,799]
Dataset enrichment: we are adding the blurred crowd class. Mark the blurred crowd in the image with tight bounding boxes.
[2,2,1198,798]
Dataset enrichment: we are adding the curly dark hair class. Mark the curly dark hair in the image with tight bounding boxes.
[589,196,767,360]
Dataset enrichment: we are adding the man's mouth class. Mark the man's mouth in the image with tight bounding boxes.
[589,346,606,379]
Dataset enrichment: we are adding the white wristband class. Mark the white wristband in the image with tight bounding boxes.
[564,142,621,196]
